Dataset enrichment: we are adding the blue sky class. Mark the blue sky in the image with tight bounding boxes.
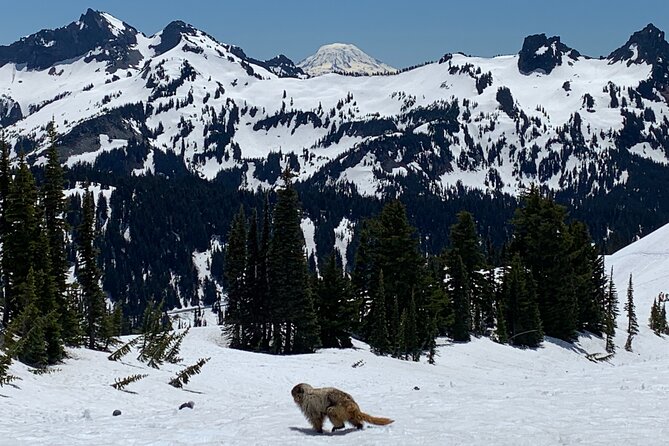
[2,0,668,68]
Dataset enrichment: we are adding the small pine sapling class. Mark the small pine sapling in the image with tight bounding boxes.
[169,357,210,388]
[111,374,148,391]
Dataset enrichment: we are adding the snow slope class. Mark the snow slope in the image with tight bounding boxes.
[2,224,669,445]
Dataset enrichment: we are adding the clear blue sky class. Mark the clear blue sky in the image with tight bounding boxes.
[2,0,668,68]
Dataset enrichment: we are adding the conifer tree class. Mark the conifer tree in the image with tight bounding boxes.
[502,255,543,347]
[449,211,490,336]
[0,133,10,328]
[223,207,247,349]
[569,221,604,334]
[512,186,577,341]
[76,190,106,350]
[426,316,438,365]
[6,269,47,367]
[257,194,271,349]
[368,270,390,355]
[389,295,401,357]
[649,298,662,335]
[245,209,262,348]
[42,121,76,344]
[405,292,420,361]
[604,268,618,354]
[624,274,638,352]
[315,253,354,349]
[447,253,471,342]
[0,351,17,386]
[4,154,39,322]
[267,169,319,354]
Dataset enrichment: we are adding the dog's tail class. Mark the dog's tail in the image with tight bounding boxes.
[359,412,394,425]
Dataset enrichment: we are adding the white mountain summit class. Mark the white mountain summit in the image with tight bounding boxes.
[297,43,397,76]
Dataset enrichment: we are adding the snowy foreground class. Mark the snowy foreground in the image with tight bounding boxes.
[3,227,669,445]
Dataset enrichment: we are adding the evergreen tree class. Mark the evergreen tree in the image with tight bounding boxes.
[4,154,39,322]
[405,291,420,361]
[389,295,401,357]
[245,209,263,348]
[76,190,106,350]
[426,316,438,365]
[604,268,618,354]
[502,255,543,347]
[42,121,76,343]
[6,269,47,367]
[649,298,662,335]
[315,253,354,349]
[353,201,423,340]
[624,274,638,352]
[569,222,605,334]
[447,253,471,342]
[0,133,10,328]
[448,211,490,336]
[368,270,390,355]
[223,207,247,349]
[511,186,577,341]
[267,169,319,354]
[257,194,271,350]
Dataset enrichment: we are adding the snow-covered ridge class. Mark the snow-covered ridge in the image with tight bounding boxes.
[1,12,669,202]
[297,43,397,76]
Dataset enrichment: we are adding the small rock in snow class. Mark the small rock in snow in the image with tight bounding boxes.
[113,409,122,416]
[179,401,195,410]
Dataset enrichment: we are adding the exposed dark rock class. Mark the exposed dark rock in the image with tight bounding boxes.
[0,9,139,71]
[0,95,23,127]
[178,401,195,410]
[608,24,669,65]
[518,34,580,75]
[263,54,306,78]
[151,21,199,57]
[112,409,122,416]
[608,24,669,95]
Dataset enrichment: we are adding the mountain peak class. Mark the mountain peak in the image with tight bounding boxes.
[297,43,396,76]
[608,23,669,65]
[150,20,200,56]
[518,33,580,75]
[0,9,138,70]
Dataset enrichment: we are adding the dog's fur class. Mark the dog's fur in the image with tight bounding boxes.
[291,383,394,433]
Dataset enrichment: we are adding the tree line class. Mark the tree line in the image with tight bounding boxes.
[224,181,668,361]
[0,123,119,371]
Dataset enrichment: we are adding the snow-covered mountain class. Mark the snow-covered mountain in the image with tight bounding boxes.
[297,43,397,76]
[2,221,668,446]
[2,11,669,205]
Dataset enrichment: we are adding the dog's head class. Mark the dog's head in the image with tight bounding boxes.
[291,383,311,404]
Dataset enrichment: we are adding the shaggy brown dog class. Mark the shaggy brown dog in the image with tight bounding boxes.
[291,383,394,433]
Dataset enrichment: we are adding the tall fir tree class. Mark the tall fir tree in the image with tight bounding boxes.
[447,253,471,342]
[245,209,263,348]
[223,207,247,350]
[76,190,106,350]
[448,211,490,336]
[604,268,619,354]
[42,121,75,343]
[511,186,577,341]
[502,255,543,347]
[368,270,390,355]
[0,133,10,328]
[568,221,605,334]
[315,253,355,349]
[267,169,319,354]
[4,154,39,323]
[624,274,638,352]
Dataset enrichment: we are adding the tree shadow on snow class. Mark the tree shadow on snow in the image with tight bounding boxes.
[290,426,359,436]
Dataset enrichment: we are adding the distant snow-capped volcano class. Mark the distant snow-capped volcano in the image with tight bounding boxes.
[297,43,397,76]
